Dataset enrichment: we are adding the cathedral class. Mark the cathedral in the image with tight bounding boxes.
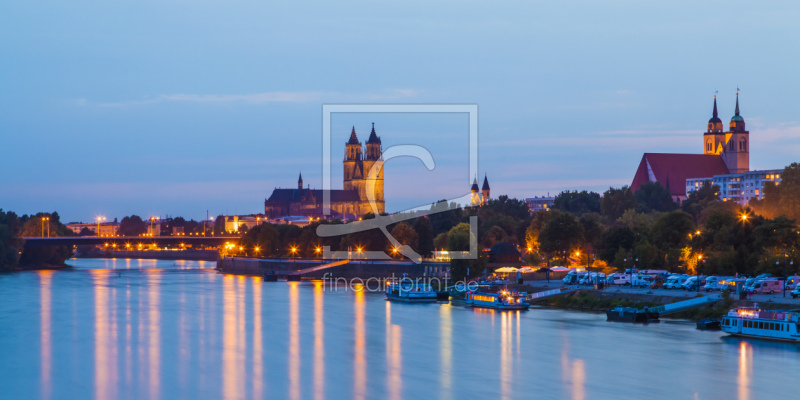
[631,92,750,203]
[263,124,385,219]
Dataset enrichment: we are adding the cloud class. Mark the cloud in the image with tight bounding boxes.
[75,88,420,107]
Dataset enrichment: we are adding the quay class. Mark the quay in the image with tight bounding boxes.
[217,257,450,280]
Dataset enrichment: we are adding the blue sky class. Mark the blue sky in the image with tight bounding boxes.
[1,1,799,222]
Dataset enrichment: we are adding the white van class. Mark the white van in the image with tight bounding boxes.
[703,276,728,292]
[747,279,782,295]
[632,274,654,288]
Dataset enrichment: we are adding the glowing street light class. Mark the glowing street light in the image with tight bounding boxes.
[41,216,50,238]
[96,216,106,236]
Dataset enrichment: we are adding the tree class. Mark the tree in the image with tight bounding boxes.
[390,222,419,252]
[681,182,721,222]
[79,227,95,236]
[413,216,435,257]
[553,190,601,216]
[579,212,605,253]
[481,225,508,248]
[0,210,23,269]
[752,163,800,221]
[119,215,147,236]
[601,186,637,221]
[539,213,584,262]
[525,209,563,252]
[649,211,695,250]
[634,182,678,213]
[17,212,73,267]
[597,226,635,263]
[447,223,484,281]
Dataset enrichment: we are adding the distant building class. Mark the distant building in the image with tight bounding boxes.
[67,222,119,236]
[470,174,491,206]
[631,93,751,203]
[264,124,385,219]
[686,169,783,205]
[524,196,554,213]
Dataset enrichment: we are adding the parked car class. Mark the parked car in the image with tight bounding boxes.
[791,286,800,299]
[649,276,665,289]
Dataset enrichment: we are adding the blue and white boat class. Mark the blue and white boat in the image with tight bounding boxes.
[465,288,529,310]
[385,275,438,303]
[721,303,800,342]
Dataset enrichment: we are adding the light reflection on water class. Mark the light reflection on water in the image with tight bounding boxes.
[1,258,799,399]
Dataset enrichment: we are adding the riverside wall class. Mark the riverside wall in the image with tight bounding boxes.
[76,249,219,261]
[217,257,450,280]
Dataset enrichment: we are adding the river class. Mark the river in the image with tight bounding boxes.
[0,258,797,399]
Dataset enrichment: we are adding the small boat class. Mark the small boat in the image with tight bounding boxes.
[696,318,721,330]
[721,303,800,342]
[465,288,529,310]
[606,306,659,323]
[385,275,438,303]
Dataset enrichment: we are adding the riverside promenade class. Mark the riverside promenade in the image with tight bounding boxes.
[217,257,450,280]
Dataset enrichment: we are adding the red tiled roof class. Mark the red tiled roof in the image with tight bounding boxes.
[631,153,729,197]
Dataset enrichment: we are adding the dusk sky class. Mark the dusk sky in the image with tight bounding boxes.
[2,1,799,222]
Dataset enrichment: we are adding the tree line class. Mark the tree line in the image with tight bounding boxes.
[0,210,74,270]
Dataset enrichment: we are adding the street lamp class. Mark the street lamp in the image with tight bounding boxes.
[96,216,106,236]
[41,216,50,238]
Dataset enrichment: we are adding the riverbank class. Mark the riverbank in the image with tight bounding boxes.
[527,288,800,321]
[75,249,218,261]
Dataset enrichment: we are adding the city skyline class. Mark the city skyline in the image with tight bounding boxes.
[2,1,799,221]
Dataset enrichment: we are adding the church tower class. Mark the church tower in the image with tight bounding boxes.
[470,176,481,206]
[481,174,490,205]
[298,172,303,190]
[703,95,725,155]
[362,123,385,212]
[343,126,364,194]
[723,92,750,174]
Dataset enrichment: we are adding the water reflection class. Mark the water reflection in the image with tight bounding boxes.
[253,278,264,399]
[354,287,366,399]
[289,282,301,400]
[222,275,241,400]
[439,305,452,400]
[38,271,54,400]
[91,270,113,400]
[385,301,402,400]
[147,270,161,400]
[313,282,325,400]
[739,341,751,400]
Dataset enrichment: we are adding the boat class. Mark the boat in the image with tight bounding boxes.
[606,306,659,323]
[384,275,438,303]
[696,318,721,330]
[720,304,800,342]
[465,288,529,310]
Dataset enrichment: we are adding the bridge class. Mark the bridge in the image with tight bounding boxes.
[22,236,241,247]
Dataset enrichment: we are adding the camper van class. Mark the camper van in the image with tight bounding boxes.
[632,274,654,288]
[746,279,782,295]
[784,276,800,290]
[663,275,690,290]
[608,273,631,286]
[702,276,729,292]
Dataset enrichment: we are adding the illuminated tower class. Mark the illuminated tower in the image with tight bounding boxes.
[470,176,481,206]
[343,126,364,194]
[362,123,385,213]
[481,174,490,205]
[724,92,749,174]
[703,95,725,155]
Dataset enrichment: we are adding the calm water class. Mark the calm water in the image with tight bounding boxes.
[0,259,798,400]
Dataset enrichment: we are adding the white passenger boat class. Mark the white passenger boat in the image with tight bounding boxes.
[720,304,800,342]
[465,289,529,310]
[385,275,438,303]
